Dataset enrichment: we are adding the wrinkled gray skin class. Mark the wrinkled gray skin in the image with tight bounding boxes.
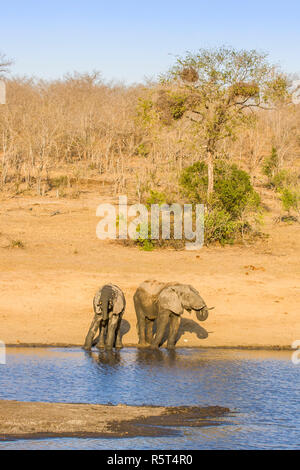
[134,280,209,349]
[83,284,126,351]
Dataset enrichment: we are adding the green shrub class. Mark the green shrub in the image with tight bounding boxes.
[271,170,297,191]
[146,190,167,207]
[168,93,186,120]
[263,158,299,217]
[138,239,155,251]
[180,161,260,218]
[121,162,262,249]
[280,187,299,213]
[137,98,154,125]
[204,209,241,245]
[179,161,262,245]
[179,161,208,204]
[10,239,25,249]
[214,164,260,218]
[262,146,279,179]
[262,148,298,198]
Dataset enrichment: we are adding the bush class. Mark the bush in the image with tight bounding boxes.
[146,190,167,207]
[270,170,298,191]
[121,162,263,249]
[138,238,155,251]
[280,187,299,213]
[179,161,208,204]
[121,218,185,251]
[262,156,299,217]
[180,161,260,218]
[214,164,260,218]
[10,239,25,249]
[262,149,299,203]
[204,209,241,245]
[179,161,262,245]
[262,146,279,179]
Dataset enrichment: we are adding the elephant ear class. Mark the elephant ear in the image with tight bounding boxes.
[93,287,104,315]
[112,290,125,315]
[158,287,183,315]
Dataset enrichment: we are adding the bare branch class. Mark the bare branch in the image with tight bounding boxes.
[0,52,13,76]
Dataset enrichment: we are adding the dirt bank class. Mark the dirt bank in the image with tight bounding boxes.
[0,401,230,440]
[0,195,299,349]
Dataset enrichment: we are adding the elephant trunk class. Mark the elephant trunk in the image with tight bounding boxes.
[102,304,109,322]
[195,306,209,322]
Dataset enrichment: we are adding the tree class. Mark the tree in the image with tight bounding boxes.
[0,52,12,77]
[159,46,288,196]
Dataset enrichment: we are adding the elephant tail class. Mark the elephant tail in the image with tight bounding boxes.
[100,285,115,321]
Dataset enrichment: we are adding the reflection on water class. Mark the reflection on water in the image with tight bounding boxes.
[0,347,299,449]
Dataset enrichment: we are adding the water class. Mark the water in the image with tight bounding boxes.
[0,347,299,449]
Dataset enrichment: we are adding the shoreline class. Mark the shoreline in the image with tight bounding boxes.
[4,343,294,350]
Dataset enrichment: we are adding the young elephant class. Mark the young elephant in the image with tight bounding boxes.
[134,280,210,349]
[83,284,126,351]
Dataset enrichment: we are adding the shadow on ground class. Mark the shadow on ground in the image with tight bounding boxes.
[153,317,209,347]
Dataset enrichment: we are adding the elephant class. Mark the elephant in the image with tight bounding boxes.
[133,280,211,349]
[83,284,126,351]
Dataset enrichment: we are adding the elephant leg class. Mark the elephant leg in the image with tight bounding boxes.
[167,314,180,349]
[115,316,123,349]
[145,318,154,344]
[83,314,101,350]
[134,297,148,347]
[151,313,169,349]
[106,314,119,350]
[137,312,148,346]
[96,321,106,349]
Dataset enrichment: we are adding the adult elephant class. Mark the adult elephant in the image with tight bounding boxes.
[134,280,211,349]
[83,284,126,351]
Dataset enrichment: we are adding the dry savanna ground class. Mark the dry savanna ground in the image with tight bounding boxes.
[0,191,299,349]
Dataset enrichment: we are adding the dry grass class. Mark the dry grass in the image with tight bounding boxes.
[0,74,299,203]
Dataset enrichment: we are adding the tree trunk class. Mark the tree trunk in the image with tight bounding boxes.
[207,153,214,197]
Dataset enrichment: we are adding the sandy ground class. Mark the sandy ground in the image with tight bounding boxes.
[0,400,229,440]
[0,194,299,348]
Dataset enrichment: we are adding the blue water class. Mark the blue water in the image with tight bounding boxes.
[0,347,299,449]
